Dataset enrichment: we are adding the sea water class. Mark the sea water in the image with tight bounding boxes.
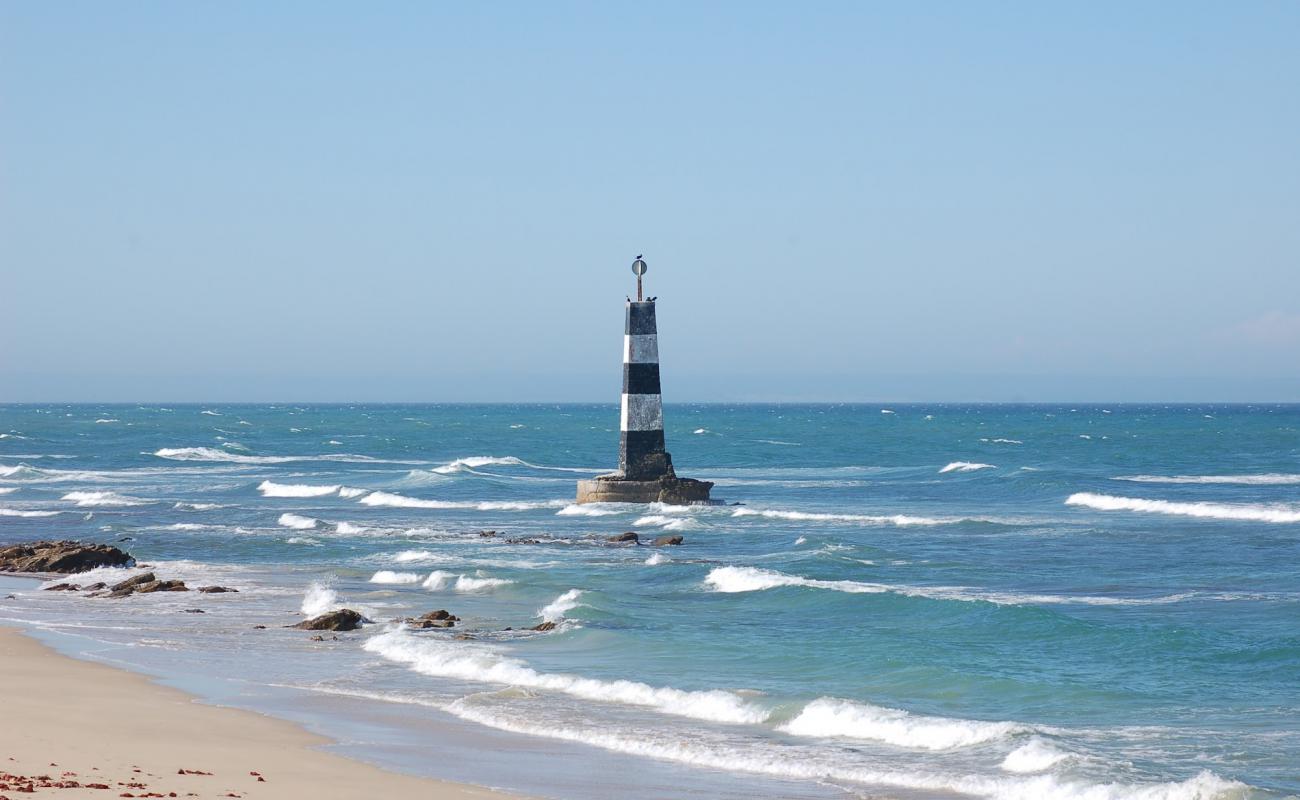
[0,404,1296,800]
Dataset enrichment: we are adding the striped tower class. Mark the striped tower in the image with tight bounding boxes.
[576,256,714,505]
[620,300,673,480]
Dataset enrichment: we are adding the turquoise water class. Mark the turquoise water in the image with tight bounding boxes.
[1,403,1297,799]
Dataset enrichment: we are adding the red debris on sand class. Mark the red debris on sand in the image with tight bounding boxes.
[176,769,212,776]
[87,783,111,789]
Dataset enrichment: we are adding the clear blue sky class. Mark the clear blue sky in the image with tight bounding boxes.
[3,2,1298,402]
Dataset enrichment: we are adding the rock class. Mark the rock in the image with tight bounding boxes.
[83,582,106,591]
[3,594,15,600]
[134,579,187,594]
[253,625,267,629]
[531,621,557,632]
[476,530,498,537]
[607,532,640,544]
[406,609,458,629]
[183,609,205,614]
[44,583,80,591]
[197,586,238,593]
[107,572,157,597]
[505,537,543,545]
[453,633,475,640]
[652,535,684,546]
[292,609,370,631]
[0,541,135,574]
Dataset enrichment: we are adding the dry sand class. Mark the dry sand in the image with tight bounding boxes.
[0,626,525,799]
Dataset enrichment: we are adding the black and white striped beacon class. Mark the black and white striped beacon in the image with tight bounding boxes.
[575,256,714,505]
[620,257,669,479]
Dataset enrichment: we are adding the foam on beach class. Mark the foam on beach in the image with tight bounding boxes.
[778,697,1029,750]
[363,627,768,725]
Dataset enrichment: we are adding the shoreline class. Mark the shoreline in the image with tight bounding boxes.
[0,625,526,800]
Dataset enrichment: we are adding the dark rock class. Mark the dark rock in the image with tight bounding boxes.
[607,532,640,544]
[44,583,80,591]
[118,536,134,542]
[0,540,135,574]
[476,530,498,537]
[292,609,370,631]
[183,609,205,614]
[505,537,543,545]
[197,586,238,593]
[309,634,325,641]
[253,625,267,629]
[453,633,475,640]
[135,579,187,594]
[3,594,15,600]
[531,621,557,632]
[656,477,715,505]
[83,582,106,591]
[652,535,684,546]
[406,609,458,629]
[110,573,156,592]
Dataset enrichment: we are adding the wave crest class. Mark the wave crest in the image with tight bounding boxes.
[1066,493,1300,523]
[778,697,1028,750]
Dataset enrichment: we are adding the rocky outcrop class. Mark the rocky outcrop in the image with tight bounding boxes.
[607,532,640,544]
[531,621,558,632]
[0,541,135,574]
[197,586,238,593]
[292,609,369,631]
[105,572,189,598]
[406,609,458,629]
[652,535,684,546]
[44,583,80,591]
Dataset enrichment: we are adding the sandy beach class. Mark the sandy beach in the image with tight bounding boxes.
[0,626,522,800]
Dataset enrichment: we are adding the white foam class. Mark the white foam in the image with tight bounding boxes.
[422,571,512,592]
[1117,474,1300,485]
[359,491,562,512]
[338,487,368,499]
[1066,493,1300,523]
[538,589,583,622]
[701,566,1217,607]
[0,487,15,495]
[153,447,389,465]
[779,697,1027,750]
[940,462,996,473]
[370,570,422,585]
[1000,738,1071,773]
[644,552,669,565]
[173,502,222,511]
[793,536,807,545]
[278,513,319,530]
[201,410,222,416]
[732,507,949,526]
[61,490,148,507]
[363,628,767,724]
[301,582,341,616]
[633,514,697,531]
[258,480,341,497]
[443,701,1246,800]
[0,508,61,517]
[94,418,120,424]
[981,438,1023,445]
[556,504,623,517]
[286,536,321,545]
[334,521,365,534]
[693,428,708,434]
[432,456,526,474]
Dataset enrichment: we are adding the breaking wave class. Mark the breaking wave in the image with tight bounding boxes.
[422,570,512,592]
[442,700,1248,800]
[538,589,584,623]
[301,582,341,616]
[1000,737,1071,773]
[1116,474,1300,485]
[633,514,698,531]
[370,570,422,585]
[258,480,341,497]
[431,455,599,475]
[153,447,400,465]
[1066,493,1300,523]
[277,513,319,530]
[0,508,61,517]
[731,507,949,526]
[363,628,768,724]
[359,491,564,512]
[61,490,148,507]
[778,697,1028,750]
[940,462,996,473]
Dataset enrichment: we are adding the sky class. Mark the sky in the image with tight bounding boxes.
[2,2,1298,402]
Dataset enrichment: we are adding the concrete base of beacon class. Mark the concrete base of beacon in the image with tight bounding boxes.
[576,476,715,505]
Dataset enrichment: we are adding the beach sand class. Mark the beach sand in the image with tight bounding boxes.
[0,626,524,799]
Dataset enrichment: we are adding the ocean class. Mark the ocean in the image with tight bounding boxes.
[0,403,1296,800]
